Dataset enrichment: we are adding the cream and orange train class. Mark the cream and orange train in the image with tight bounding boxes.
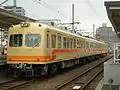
[7,22,108,77]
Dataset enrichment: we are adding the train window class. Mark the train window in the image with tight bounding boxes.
[9,34,22,47]
[91,42,93,48]
[74,39,76,48]
[77,39,79,48]
[86,42,89,48]
[83,40,85,48]
[79,40,80,48]
[25,34,40,47]
[82,40,84,48]
[47,34,50,48]
[67,38,69,48]
[51,35,56,48]
[81,40,82,48]
[77,39,79,46]
[90,42,92,48]
[63,37,66,48]
[79,40,81,48]
[57,36,61,48]
[69,39,72,48]
[71,39,73,48]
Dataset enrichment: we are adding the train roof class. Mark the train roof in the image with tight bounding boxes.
[38,22,106,45]
[10,22,107,45]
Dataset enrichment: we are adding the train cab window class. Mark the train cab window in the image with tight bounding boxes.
[9,34,22,47]
[51,35,56,48]
[57,36,61,48]
[25,34,40,47]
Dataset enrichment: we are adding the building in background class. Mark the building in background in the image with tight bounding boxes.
[96,23,120,52]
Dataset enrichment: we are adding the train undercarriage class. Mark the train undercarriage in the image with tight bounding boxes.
[7,54,107,77]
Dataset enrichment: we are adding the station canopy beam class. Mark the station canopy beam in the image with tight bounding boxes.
[105,1,120,38]
[0,8,36,29]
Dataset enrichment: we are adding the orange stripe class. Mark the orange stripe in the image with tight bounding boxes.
[8,59,40,62]
[7,48,107,63]
[7,56,51,59]
[7,59,54,62]
[52,49,106,54]
[52,49,86,54]
[7,56,56,62]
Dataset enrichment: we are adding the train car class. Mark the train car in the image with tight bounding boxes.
[7,22,108,77]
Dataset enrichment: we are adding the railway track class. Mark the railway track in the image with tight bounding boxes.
[12,55,112,90]
[53,55,112,90]
[85,71,103,90]
[0,78,34,90]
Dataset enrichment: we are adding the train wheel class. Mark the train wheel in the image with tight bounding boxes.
[39,65,48,76]
[89,56,92,62]
[48,64,58,75]
[83,58,87,64]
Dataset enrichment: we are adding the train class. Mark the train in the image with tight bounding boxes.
[6,22,108,77]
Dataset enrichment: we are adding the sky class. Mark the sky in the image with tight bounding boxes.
[0,0,119,34]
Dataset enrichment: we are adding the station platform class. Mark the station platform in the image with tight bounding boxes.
[95,59,112,90]
[95,58,120,90]
[0,55,6,65]
[0,67,14,84]
[95,78,103,90]
[95,78,119,90]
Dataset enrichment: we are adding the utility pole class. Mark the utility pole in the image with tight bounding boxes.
[72,4,74,33]
[60,4,81,33]
[13,0,17,12]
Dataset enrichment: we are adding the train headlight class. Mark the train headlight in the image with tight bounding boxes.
[20,22,30,27]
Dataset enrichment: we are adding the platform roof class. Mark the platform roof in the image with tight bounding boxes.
[105,1,120,37]
[0,8,36,29]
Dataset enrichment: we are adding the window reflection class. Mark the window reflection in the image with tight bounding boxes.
[25,34,40,47]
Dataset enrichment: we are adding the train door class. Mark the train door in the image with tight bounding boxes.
[51,33,56,58]
[46,32,51,57]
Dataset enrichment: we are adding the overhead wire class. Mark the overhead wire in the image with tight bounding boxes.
[84,0,104,37]
[85,0,103,22]
[0,0,9,6]
[35,0,71,20]
[25,11,41,20]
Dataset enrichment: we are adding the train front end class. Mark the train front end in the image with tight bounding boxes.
[7,22,45,77]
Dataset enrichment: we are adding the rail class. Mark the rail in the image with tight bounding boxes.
[54,55,112,90]
[0,78,34,90]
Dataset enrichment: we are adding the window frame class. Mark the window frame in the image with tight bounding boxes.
[9,34,23,47]
[57,35,62,48]
[51,35,56,48]
[63,37,66,48]
[25,34,41,47]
